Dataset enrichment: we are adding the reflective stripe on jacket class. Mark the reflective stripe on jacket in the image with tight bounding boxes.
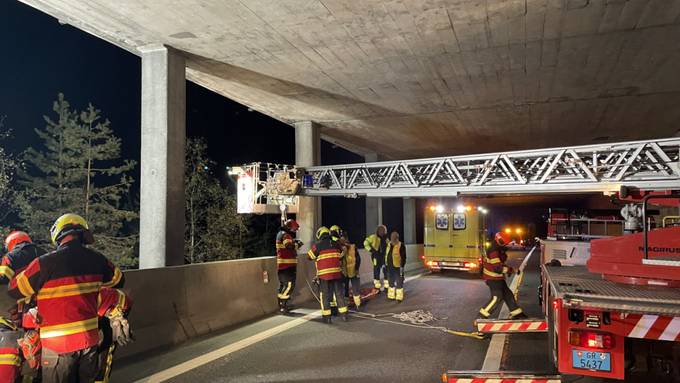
[385,241,406,268]
[8,241,123,353]
[276,230,297,270]
[483,244,508,281]
[308,237,343,280]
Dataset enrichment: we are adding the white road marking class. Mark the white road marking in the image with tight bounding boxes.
[134,310,320,383]
[135,271,428,382]
[659,316,680,341]
[628,314,658,339]
[481,246,537,372]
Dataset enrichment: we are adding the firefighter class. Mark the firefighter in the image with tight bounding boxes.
[330,225,343,244]
[479,231,527,320]
[96,287,133,383]
[8,213,124,383]
[363,225,388,292]
[385,231,406,302]
[340,233,362,309]
[1,231,46,284]
[0,316,21,383]
[275,219,301,314]
[308,227,347,324]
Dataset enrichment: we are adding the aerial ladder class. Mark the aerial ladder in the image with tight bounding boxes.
[232,137,680,382]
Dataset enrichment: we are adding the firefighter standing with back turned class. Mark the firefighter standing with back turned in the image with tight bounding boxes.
[478,231,527,320]
[308,227,348,324]
[364,225,388,292]
[275,219,301,314]
[1,231,46,285]
[339,232,362,309]
[385,231,406,302]
[7,213,124,383]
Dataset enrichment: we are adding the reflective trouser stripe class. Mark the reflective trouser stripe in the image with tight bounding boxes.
[353,295,361,307]
[383,279,390,289]
[387,287,396,300]
[509,308,524,317]
[277,282,293,300]
[373,279,381,289]
[320,292,331,316]
[338,306,348,314]
[395,288,404,301]
[479,296,498,317]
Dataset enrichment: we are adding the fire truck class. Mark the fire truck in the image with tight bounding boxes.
[234,137,680,381]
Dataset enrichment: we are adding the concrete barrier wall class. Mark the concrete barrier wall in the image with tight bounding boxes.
[117,256,278,358]
[116,244,424,358]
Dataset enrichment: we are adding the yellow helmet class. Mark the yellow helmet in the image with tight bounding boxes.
[330,225,341,233]
[50,213,91,245]
[316,226,330,240]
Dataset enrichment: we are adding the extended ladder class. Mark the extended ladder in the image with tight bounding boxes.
[302,137,680,197]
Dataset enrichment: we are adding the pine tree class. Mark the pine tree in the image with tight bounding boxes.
[185,138,247,263]
[16,94,138,266]
[0,116,18,235]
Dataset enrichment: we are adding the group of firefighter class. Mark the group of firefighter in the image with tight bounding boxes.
[276,220,526,325]
[0,213,132,383]
[276,220,407,324]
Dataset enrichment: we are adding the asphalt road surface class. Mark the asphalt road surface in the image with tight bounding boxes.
[116,250,540,382]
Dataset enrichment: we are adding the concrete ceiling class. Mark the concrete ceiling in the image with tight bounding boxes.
[20,0,680,159]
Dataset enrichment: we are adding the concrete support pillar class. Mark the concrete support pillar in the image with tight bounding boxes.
[365,152,382,234]
[295,121,321,249]
[139,44,186,269]
[403,198,417,244]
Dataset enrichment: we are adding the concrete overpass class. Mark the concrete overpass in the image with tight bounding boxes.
[12,1,680,381]
[17,0,680,266]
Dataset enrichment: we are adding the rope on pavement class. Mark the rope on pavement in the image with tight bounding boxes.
[349,309,485,340]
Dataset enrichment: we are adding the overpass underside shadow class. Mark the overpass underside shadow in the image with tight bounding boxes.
[114,252,540,383]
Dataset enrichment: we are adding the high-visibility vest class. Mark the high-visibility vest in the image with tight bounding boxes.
[364,234,381,252]
[342,245,358,278]
[385,241,402,268]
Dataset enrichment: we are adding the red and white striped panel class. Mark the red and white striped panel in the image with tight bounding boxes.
[623,314,680,341]
[476,320,548,333]
[447,378,560,383]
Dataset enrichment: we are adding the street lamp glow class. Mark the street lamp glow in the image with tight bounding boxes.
[436,205,445,213]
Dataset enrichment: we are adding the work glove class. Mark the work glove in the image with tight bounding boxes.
[108,312,133,346]
[503,266,514,275]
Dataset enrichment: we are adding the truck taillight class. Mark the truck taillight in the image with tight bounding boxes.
[568,330,614,349]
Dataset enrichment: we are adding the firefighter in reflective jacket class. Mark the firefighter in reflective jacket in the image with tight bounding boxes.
[0,316,21,383]
[96,287,133,383]
[363,225,388,291]
[276,219,301,314]
[8,213,124,383]
[479,232,527,320]
[1,231,46,285]
[340,233,362,309]
[308,227,348,323]
[385,231,406,302]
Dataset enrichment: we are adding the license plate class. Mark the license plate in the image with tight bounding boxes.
[572,349,611,372]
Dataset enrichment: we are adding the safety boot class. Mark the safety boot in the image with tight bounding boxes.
[387,287,396,300]
[323,316,332,324]
[342,313,349,322]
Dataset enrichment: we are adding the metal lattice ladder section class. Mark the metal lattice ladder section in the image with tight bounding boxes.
[302,138,680,197]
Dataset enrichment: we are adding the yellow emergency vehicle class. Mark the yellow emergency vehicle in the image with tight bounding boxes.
[423,203,487,273]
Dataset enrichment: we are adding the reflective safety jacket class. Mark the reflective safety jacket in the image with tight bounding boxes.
[363,233,387,255]
[385,241,406,269]
[341,244,361,278]
[98,288,132,318]
[0,319,21,383]
[276,229,298,271]
[0,242,46,285]
[308,235,343,280]
[483,243,510,281]
[8,240,123,354]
